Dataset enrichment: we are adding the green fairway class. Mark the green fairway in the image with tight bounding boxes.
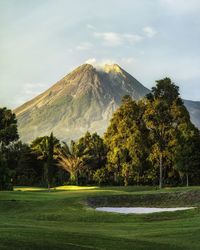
[0,186,200,250]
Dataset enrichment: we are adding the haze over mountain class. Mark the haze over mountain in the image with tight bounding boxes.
[14,64,200,143]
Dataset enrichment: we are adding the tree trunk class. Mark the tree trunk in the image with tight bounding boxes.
[186,173,189,187]
[124,173,128,186]
[159,153,163,189]
[44,162,50,190]
[70,172,77,184]
[48,183,50,192]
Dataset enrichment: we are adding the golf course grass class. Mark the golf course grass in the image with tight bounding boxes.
[0,186,200,250]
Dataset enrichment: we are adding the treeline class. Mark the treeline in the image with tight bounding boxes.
[0,78,200,190]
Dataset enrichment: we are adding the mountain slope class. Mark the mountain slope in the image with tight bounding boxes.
[14,64,149,142]
[184,100,200,128]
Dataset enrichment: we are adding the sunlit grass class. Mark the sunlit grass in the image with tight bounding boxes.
[14,185,99,192]
[14,186,47,191]
[53,185,99,191]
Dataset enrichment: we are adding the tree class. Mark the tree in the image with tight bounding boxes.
[30,133,60,188]
[72,132,107,183]
[0,107,19,145]
[175,125,200,186]
[0,147,13,190]
[57,142,84,184]
[143,78,193,188]
[104,96,149,185]
[4,141,40,186]
[0,107,19,190]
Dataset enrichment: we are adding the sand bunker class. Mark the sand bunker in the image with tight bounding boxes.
[96,207,195,214]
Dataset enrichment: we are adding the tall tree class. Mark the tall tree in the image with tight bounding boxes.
[143,78,193,188]
[0,147,13,190]
[0,107,19,190]
[175,124,200,186]
[4,141,40,186]
[104,96,149,185]
[0,107,18,145]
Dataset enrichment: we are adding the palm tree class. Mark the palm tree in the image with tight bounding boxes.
[56,142,83,184]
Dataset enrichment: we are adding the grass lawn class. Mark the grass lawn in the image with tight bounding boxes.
[0,186,200,250]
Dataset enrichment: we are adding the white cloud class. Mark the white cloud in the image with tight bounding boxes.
[93,32,142,46]
[85,58,115,68]
[85,57,137,69]
[76,42,93,51]
[143,26,157,38]
[85,58,97,65]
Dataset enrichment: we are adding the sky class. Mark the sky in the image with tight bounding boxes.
[0,0,200,108]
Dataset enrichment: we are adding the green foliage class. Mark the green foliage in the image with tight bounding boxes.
[72,132,107,183]
[0,149,13,190]
[57,142,84,184]
[93,167,108,185]
[143,78,195,188]
[31,133,60,188]
[4,141,41,186]
[104,96,149,185]
[104,78,200,187]
[175,126,200,186]
[0,107,19,190]
[0,107,19,145]
[56,132,107,185]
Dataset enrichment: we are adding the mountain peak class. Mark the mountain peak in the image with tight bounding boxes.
[73,63,95,72]
[103,64,123,74]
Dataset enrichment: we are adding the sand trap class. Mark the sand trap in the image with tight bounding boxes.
[96,207,195,214]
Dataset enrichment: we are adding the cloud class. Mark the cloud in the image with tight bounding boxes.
[85,58,115,68]
[143,26,157,38]
[85,57,136,69]
[76,42,93,51]
[93,32,142,46]
[85,58,97,65]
